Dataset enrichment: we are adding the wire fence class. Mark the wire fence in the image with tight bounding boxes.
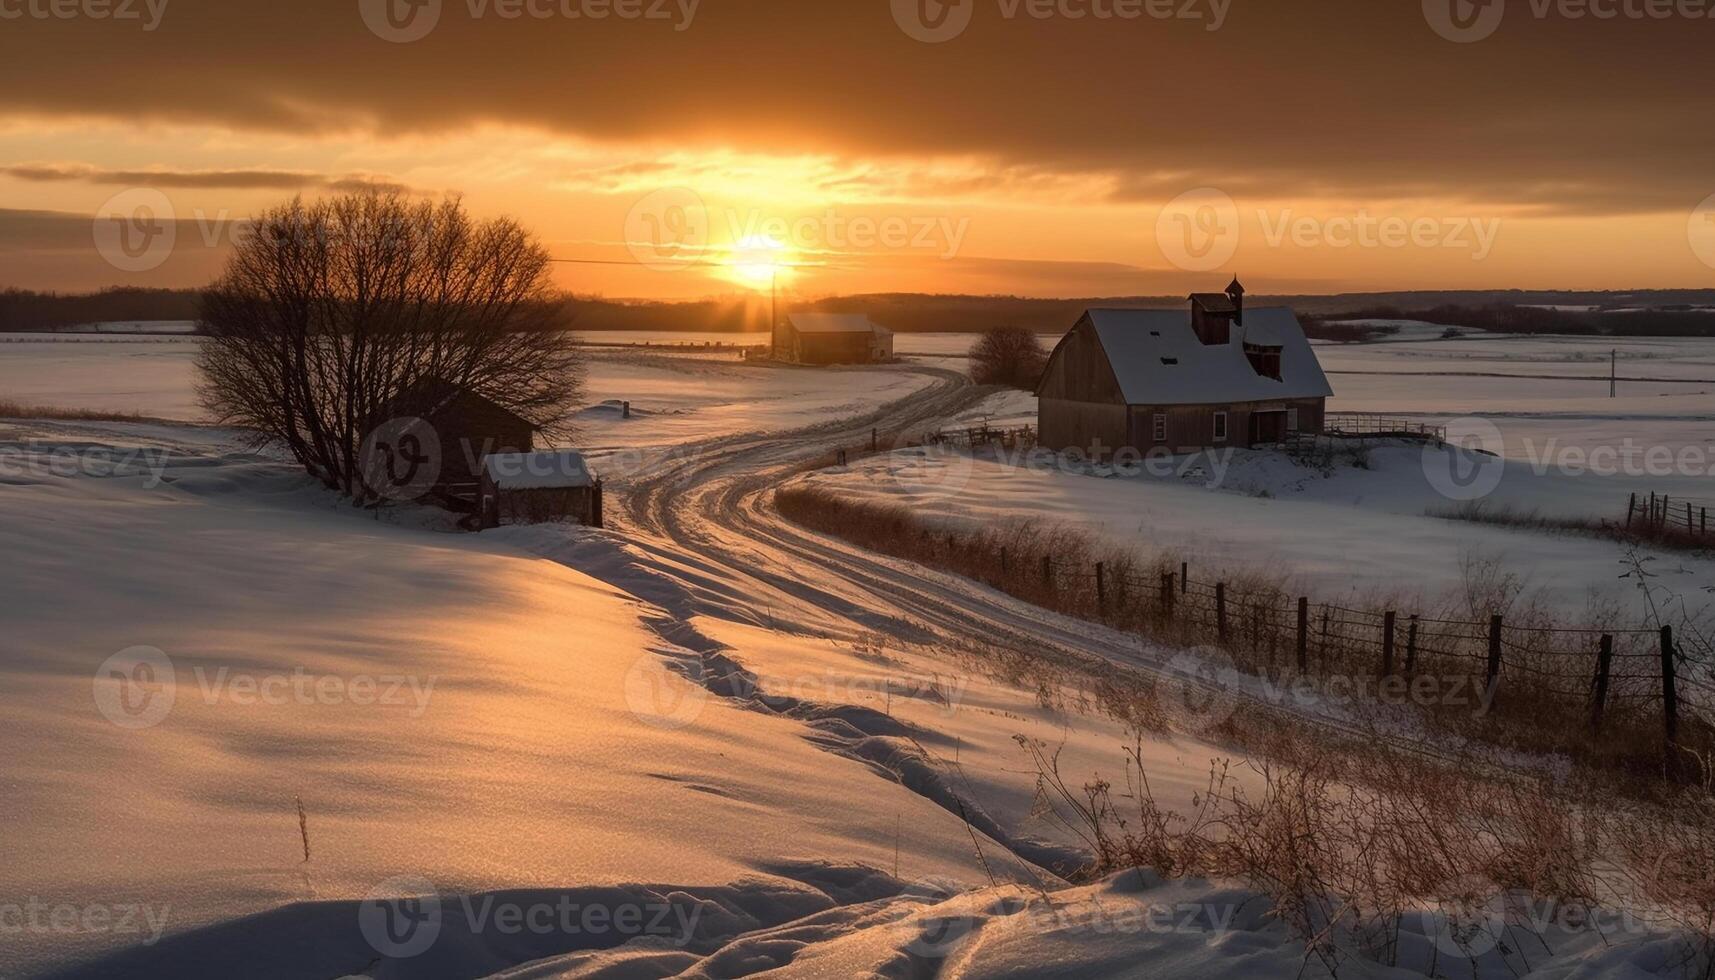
[1627,491,1714,540]
[883,520,1715,771]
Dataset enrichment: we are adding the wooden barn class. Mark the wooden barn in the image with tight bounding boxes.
[774,313,894,364]
[1035,280,1332,456]
[363,377,541,511]
[480,449,603,529]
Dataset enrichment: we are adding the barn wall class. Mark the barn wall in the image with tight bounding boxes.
[1039,398,1128,454]
[1036,319,1125,404]
[792,329,877,364]
[1125,397,1326,452]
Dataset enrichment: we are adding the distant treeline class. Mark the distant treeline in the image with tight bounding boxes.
[1326,304,1715,338]
[9,286,1715,337]
[0,287,204,332]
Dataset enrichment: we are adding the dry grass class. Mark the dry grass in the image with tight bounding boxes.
[1024,720,1715,978]
[1434,499,1714,555]
[0,399,154,423]
[776,485,1715,786]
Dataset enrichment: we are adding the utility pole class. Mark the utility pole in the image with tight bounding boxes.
[1610,348,1617,398]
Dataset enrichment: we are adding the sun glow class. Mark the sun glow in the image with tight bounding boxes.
[722,234,794,290]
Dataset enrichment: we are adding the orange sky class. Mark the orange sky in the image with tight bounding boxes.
[1,0,1712,298]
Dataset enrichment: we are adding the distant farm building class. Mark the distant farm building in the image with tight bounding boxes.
[480,449,603,529]
[1036,279,1333,455]
[774,313,895,364]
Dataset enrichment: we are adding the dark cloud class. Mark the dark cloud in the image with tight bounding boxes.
[0,1,1707,216]
[2,165,413,194]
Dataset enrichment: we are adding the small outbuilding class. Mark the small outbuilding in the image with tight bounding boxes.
[1035,279,1333,456]
[479,449,603,529]
[774,313,894,364]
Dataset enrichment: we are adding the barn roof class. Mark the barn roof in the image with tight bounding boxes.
[1188,292,1237,313]
[1078,307,1333,405]
[787,313,892,335]
[482,449,594,490]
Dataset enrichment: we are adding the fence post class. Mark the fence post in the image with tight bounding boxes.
[1095,562,1107,614]
[1688,503,1695,534]
[1591,634,1614,733]
[1405,615,1419,675]
[1297,598,1309,672]
[1160,573,1176,621]
[1626,492,1636,529]
[1216,583,1228,644]
[1662,626,1680,749]
[1181,562,1189,595]
[1042,555,1053,590]
[1319,607,1330,665]
[1382,611,1397,676]
[1703,507,1709,537]
[1487,615,1504,698]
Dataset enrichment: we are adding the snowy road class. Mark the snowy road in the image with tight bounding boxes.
[608,366,1168,680]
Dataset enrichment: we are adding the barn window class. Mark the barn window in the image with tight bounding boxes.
[1287,408,1300,431]
[1153,414,1167,442]
[1160,357,1178,366]
[1213,412,1229,442]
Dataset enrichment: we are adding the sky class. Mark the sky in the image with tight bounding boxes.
[1,0,1713,299]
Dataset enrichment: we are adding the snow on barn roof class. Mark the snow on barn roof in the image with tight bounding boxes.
[1082,307,1334,405]
[482,450,594,490]
[786,313,892,335]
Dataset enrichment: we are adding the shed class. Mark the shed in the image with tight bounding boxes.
[479,449,603,529]
[363,377,540,509]
[775,313,895,364]
[1035,279,1333,456]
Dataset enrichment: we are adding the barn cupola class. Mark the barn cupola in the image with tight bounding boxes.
[1226,276,1246,326]
[1189,286,1237,345]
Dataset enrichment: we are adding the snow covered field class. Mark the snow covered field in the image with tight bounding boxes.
[4,329,1714,977]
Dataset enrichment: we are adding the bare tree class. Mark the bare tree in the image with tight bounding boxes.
[196,191,582,504]
[969,326,1048,388]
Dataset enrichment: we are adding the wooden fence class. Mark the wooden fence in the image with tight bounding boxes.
[899,527,1715,771]
[1626,491,1713,540]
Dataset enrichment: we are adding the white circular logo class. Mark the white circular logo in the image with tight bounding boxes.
[882,440,976,505]
[1156,188,1239,273]
[359,417,443,502]
[1423,417,1505,502]
[624,187,710,272]
[1426,875,1506,960]
[1689,193,1715,270]
[899,877,975,958]
[358,876,442,959]
[892,0,975,43]
[1156,648,1239,735]
[359,0,442,42]
[93,189,176,274]
[1423,0,1505,42]
[623,656,710,730]
[93,646,176,730]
